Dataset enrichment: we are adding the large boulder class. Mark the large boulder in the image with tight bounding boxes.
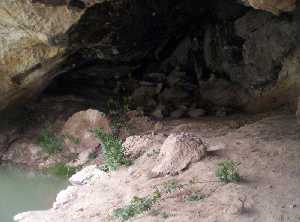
[62,109,112,154]
[0,0,84,110]
[151,133,207,177]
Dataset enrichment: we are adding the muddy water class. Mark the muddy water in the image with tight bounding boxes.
[0,164,68,222]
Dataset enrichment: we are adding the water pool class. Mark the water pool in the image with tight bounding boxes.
[0,164,68,222]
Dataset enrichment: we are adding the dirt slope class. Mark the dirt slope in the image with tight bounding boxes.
[15,110,300,222]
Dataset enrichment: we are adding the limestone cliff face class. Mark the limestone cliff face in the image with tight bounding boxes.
[0,0,299,112]
[246,0,296,14]
[0,0,84,110]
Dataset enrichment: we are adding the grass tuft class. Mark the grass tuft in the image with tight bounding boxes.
[92,128,130,171]
[113,191,161,221]
[47,163,78,177]
[185,192,204,202]
[216,160,241,183]
[162,179,184,194]
[37,129,63,154]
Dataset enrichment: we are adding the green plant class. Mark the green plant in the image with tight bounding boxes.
[185,192,204,202]
[63,134,80,145]
[88,150,98,160]
[149,210,169,219]
[92,128,130,171]
[37,129,63,154]
[47,163,78,177]
[113,191,161,221]
[162,179,184,194]
[106,94,132,115]
[160,212,169,219]
[216,160,241,183]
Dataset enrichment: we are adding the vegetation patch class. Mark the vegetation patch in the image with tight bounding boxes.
[37,129,63,154]
[88,150,98,160]
[47,163,78,177]
[216,160,241,183]
[92,128,130,171]
[162,179,185,194]
[149,210,170,219]
[185,192,204,202]
[113,191,161,221]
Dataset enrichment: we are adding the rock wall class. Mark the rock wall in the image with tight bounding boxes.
[0,0,84,110]
[246,0,296,14]
[1,0,300,113]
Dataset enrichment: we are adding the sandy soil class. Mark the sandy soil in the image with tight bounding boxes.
[15,109,300,222]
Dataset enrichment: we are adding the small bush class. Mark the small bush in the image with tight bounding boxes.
[216,160,241,183]
[92,128,130,171]
[47,163,78,177]
[162,179,184,194]
[37,129,63,154]
[185,193,204,202]
[88,150,98,160]
[113,191,161,221]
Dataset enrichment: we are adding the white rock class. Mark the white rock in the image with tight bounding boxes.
[53,186,79,209]
[151,132,206,176]
[69,165,102,186]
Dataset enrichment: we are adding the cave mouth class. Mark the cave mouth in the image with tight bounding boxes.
[41,0,252,119]
[4,0,298,128]
[39,0,300,120]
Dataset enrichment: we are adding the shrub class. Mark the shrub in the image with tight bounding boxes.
[113,191,161,221]
[37,129,63,154]
[216,160,241,183]
[47,163,78,177]
[92,128,130,171]
[185,192,204,202]
[162,179,184,194]
[88,150,98,160]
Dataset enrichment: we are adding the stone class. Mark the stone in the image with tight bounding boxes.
[62,109,111,154]
[151,133,206,177]
[199,78,247,108]
[69,165,102,186]
[235,11,300,89]
[188,108,206,118]
[127,115,155,133]
[53,186,79,209]
[159,87,190,108]
[246,0,296,15]
[170,109,185,118]
[151,105,165,119]
[2,142,46,166]
[123,135,154,159]
[131,86,157,107]
[246,47,300,112]
[126,110,144,119]
[68,148,98,167]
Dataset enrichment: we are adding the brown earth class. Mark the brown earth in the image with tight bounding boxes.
[14,108,300,222]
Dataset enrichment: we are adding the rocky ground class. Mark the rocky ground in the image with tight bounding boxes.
[12,106,300,222]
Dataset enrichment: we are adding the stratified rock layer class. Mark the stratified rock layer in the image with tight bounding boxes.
[0,0,83,110]
[246,0,296,14]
